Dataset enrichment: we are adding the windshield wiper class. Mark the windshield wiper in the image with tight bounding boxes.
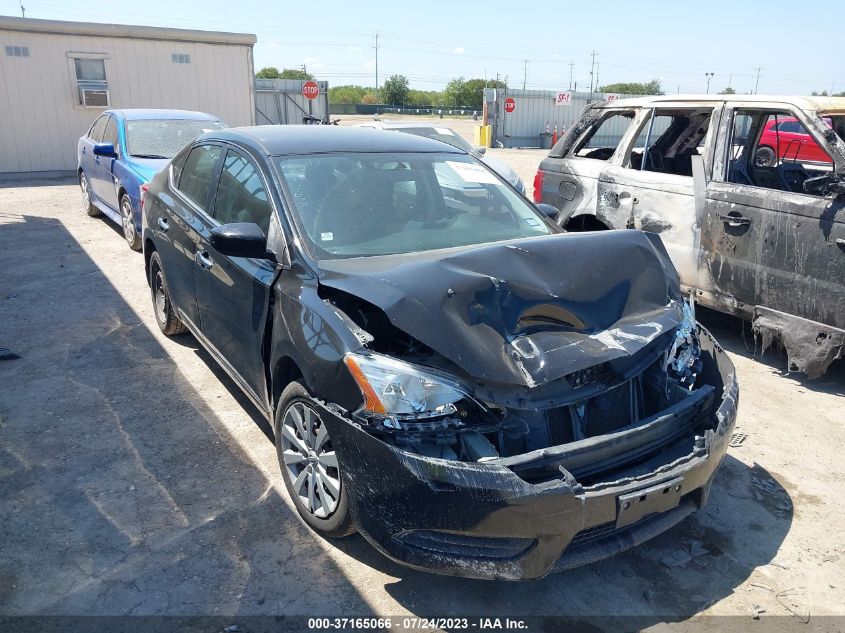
[130,153,169,159]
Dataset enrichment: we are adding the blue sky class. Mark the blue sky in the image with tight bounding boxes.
[5,0,844,95]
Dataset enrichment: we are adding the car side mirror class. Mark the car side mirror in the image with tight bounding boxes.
[210,222,268,258]
[93,142,117,158]
[474,145,487,155]
[535,203,560,219]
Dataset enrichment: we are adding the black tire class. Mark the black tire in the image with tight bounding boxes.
[79,171,100,217]
[120,193,142,251]
[755,145,776,167]
[148,251,186,336]
[275,380,355,538]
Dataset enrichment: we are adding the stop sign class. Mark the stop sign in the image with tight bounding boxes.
[302,81,320,100]
[504,97,516,113]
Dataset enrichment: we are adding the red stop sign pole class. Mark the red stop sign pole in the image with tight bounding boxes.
[302,81,320,100]
[504,97,516,113]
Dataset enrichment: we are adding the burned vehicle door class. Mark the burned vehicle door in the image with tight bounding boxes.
[596,106,720,293]
[539,108,638,229]
[193,147,277,405]
[701,104,845,375]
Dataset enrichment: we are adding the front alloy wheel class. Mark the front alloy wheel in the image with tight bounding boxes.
[80,172,100,217]
[276,381,354,536]
[121,194,141,251]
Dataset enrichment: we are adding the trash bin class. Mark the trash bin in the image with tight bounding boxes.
[539,132,553,149]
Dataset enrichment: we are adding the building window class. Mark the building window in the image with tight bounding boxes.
[73,58,109,107]
[171,53,191,64]
[5,45,29,57]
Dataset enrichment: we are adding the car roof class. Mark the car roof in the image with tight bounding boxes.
[592,94,845,113]
[108,109,221,121]
[357,120,455,131]
[201,125,468,156]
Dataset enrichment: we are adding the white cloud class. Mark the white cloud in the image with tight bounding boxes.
[453,47,465,54]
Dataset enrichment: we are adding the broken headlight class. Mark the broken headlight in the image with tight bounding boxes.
[344,352,468,420]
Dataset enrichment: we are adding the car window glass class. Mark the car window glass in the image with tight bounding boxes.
[89,116,108,142]
[570,111,635,160]
[213,150,272,235]
[723,109,834,196]
[276,152,550,258]
[177,144,223,211]
[102,116,118,149]
[627,108,712,176]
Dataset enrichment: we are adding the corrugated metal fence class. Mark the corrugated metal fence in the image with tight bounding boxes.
[487,89,647,148]
[254,79,329,125]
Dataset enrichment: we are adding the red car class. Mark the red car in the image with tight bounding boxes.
[756,116,833,166]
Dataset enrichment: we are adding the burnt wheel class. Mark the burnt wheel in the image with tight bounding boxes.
[276,380,354,537]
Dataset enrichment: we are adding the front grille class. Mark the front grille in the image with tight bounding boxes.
[568,521,618,548]
[393,530,535,561]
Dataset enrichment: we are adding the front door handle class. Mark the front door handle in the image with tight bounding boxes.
[719,213,751,227]
[157,217,169,232]
[195,250,214,270]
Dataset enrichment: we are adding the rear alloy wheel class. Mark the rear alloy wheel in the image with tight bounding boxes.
[80,172,100,217]
[148,251,186,336]
[276,380,354,537]
[755,145,776,167]
[120,194,142,251]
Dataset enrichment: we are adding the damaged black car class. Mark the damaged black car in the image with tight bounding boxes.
[142,127,738,580]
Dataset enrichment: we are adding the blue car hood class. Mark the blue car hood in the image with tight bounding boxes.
[126,157,169,183]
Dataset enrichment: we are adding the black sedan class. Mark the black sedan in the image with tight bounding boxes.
[141,126,738,580]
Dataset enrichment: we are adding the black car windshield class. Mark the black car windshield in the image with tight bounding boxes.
[276,152,551,258]
[392,127,475,153]
[126,119,226,158]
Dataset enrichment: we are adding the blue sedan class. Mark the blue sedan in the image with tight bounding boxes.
[77,109,226,250]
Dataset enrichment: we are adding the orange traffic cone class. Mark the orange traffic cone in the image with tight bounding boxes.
[552,124,559,145]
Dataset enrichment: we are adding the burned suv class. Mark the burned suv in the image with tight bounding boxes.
[143,126,737,580]
[535,95,845,377]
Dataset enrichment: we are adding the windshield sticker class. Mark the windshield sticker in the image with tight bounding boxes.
[320,232,334,242]
[524,217,541,227]
[435,128,455,136]
[445,161,499,184]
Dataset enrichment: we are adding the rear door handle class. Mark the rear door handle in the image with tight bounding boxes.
[157,217,169,232]
[719,214,751,227]
[195,250,213,269]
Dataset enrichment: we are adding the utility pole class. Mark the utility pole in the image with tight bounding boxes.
[373,32,380,92]
[568,61,574,90]
[754,67,763,94]
[301,64,307,77]
[20,2,25,17]
[522,59,528,90]
[595,63,600,93]
[589,50,597,102]
[705,72,714,94]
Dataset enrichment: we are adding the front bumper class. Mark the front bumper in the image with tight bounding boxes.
[319,326,738,580]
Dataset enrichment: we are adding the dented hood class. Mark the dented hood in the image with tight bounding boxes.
[318,231,684,387]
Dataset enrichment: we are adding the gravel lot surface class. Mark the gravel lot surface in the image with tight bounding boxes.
[0,126,843,629]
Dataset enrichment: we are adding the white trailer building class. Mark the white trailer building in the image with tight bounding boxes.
[0,16,256,177]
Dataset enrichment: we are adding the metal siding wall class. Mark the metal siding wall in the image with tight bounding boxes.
[254,79,328,125]
[0,28,254,174]
[494,89,647,148]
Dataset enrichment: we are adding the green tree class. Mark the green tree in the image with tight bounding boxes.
[381,74,410,105]
[255,66,282,79]
[361,93,379,105]
[719,87,737,94]
[599,79,663,95]
[440,77,506,109]
[329,84,369,104]
[280,68,314,80]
